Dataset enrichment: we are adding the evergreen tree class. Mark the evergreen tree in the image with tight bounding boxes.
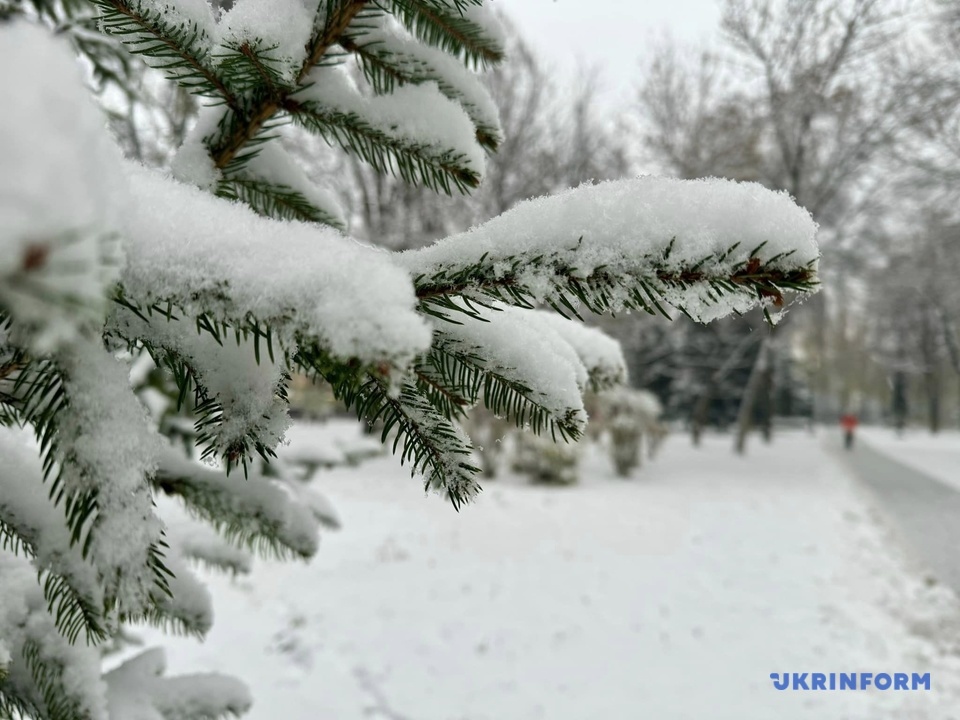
[0,1,819,718]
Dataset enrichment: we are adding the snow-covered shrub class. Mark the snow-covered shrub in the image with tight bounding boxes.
[0,0,819,717]
[598,388,666,477]
[510,431,582,485]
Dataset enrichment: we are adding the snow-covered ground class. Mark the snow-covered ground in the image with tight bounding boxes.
[123,423,960,719]
[859,426,960,492]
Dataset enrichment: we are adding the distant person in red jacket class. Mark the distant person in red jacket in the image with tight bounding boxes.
[840,413,858,450]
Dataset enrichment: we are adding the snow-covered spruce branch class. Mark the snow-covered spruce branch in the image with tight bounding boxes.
[354,381,479,510]
[107,163,818,499]
[152,447,322,561]
[0,345,172,624]
[0,420,217,648]
[166,520,254,576]
[390,0,505,68]
[102,648,251,720]
[139,553,214,638]
[19,633,101,720]
[421,305,590,441]
[90,0,237,106]
[214,176,346,230]
[113,161,432,369]
[416,339,584,442]
[0,411,301,645]
[110,303,291,474]
[90,0,362,168]
[94,0,501,217]
[113,289,395,478]
[528,311,628,393]
[194,0,369,171]
[0,550,210,720]
[1,550,246,720]
[300,350,480,508]
[0,427,110,645]
[402,176,819,324]
[300,306,624,505]
[284,71,484,193]
[340,11,503,151]
[414,307,626,448]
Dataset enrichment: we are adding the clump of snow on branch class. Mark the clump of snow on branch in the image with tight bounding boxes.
[241,142,346,227]
[105,647,251,720]
[296,67,486,178]
[354,16,502,143]
[118,163,432,366]
[166,518,253,575]
[157,447,320,559]
[0,23,122,353]
[0,553,108,720]
[111,308,290,460]
[152,553,214,635]
[216,0,314,84]
[460,3,506,55]
[0,426,103,613]
[437,303,587,434]
[531,312,628,391]
[170,105,224,191]
[56,338,165,610]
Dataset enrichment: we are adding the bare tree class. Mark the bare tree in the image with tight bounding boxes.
[721,0,904,213]
[888,0,960,195]
[638,44,766,181]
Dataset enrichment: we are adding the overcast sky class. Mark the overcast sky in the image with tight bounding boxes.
[497,0,721,104]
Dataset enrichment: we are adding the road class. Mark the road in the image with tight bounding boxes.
[834,435,960,593]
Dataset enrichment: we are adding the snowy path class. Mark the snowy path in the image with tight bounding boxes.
[125,428,960,720]
[857,428,960,494]
[837,430,960,594]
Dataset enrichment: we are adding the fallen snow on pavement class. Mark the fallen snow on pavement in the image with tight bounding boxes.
[120,426,960,720]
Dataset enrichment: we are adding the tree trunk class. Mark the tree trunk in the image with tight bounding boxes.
[734,336,771,455]
[920,307,941,434]
[695,331,760,447]
[690,388,712,447]
[891,370,908,434]
[937,307,960,376]
[925,369,941,434]
[806,286,830,424]
[758,367,774,443]
[756,345,776,443]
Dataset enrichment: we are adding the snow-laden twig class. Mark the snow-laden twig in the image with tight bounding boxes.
[403,175,819,323]
[105,647,251,720]
[343,13,502,150]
